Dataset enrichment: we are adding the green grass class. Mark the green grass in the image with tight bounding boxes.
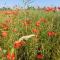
[0,9,60,60]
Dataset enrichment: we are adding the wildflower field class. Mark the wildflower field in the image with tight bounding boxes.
[0,8,60,60]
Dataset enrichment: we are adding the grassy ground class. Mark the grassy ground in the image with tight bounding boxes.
[0,9,60,60]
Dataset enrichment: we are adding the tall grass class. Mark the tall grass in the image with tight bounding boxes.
[0,9,60,60]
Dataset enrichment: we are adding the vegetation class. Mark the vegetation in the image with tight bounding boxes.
[0,8,60,60]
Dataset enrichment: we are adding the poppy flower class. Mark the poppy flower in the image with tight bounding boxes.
[5,11,14,15]
[40,17,47,23]
[13,28,17,32]
[32,29,38,33]
[14,41,21,48]
[7,52,11,60]
[37,54,44,59]
[48,31,56,36]
[14,41,26,48]
[11,53,15,60]
[12,11,17,15]
[5,18,12,24]
[23,20,31,26]
[7,52,15,60]
[1,31,8,37]
[1,23,9,30]
[36,21,40,27]
[45,7,53,12]
[3,26,9,30]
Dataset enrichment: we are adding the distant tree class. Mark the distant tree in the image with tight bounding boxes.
[22,0,35,8]
[27,6,35,10]
[0,7,12,10]
[37,6,40,10]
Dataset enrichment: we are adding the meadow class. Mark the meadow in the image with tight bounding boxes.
[0,8,60,60]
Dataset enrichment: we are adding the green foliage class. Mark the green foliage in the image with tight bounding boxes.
[0,9,60,60]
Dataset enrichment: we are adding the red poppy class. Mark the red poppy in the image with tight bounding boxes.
[12,11,17,15]
[48,31,56,36]
[14,41,21,48]
[5,11,14,15]
[14,40,26,48]
[40,17,47,23]
[11,53,15,60]
[0,23,9,30]
[1,31,8,37]
[5,18,12,24]
[37,54,44,59]
[7,52,11,60]
[7,52,15,60]
[32,29,38,33]
[3,26,9,30]
[36,21,40,27]
[23,20,31,26]
[13,28,17,32]
[45,7,53,12]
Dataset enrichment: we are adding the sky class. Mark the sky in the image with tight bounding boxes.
[0,0,60,8]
